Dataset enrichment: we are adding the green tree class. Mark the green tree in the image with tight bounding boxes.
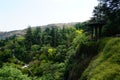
[33,27,42,45]
[42,28,51,45]
[93,0,120,36]
[25,26,33,50]
[0,65,31,80]
[0,49,12,65]
[50,27,57,47]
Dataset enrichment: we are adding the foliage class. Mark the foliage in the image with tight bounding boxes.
[0,25,88,79]
[0,22,120,80]
[31,45,40,51]
[25,26,33,50]
[0,64,31,80]
[0,24,90,80]
[73,29,88,47]
[80,38,120,80]
[92,0,120,36]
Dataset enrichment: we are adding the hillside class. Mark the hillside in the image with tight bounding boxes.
[0,0,120,79]
[0,22,78,40]
[0,24,120,80]
[0,30,26,40]
[0,25,88,80]
[80,38,120,80]
[64,38,120,80]
[0,25,120,80]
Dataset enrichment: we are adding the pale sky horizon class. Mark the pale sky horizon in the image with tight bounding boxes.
[0,0,98,31]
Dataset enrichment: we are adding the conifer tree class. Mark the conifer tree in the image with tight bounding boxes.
[25,26,33,50]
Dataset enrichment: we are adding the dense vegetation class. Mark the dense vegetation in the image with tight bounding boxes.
[0,0,120,80]
[92,0,120,36]
[0,24,89,80]
[80,38,120,80]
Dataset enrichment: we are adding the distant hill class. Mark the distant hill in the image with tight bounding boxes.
[0,22,79,40]
[0,30,26,40]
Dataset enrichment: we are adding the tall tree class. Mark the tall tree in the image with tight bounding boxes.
[33,27,42,45]
[93,0,120,36]
[50,27,57,47]
[25,26,33,50]
[42,28,51,45]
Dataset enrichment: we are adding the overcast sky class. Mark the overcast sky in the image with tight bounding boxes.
[0,0,98,31]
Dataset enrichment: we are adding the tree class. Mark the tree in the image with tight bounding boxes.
[42,28,51,45]
[33,27,42,45]
[0,65,31,80]
[50,27,57,47]
[25,26,33,50]
[93,0,120,36]
[0,49,12,65]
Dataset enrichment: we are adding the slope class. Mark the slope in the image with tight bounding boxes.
[80,38,120,80]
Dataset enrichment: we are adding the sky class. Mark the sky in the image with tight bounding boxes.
[0,0,98,31]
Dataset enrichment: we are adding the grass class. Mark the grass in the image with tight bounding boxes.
[80,38,120,80]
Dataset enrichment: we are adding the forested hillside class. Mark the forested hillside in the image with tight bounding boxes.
[80,38,120,80]
[0,24,89,80]
[0,22,76,40]
[0,0,120,80]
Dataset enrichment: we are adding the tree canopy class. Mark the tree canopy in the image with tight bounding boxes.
[92,0,120,36]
